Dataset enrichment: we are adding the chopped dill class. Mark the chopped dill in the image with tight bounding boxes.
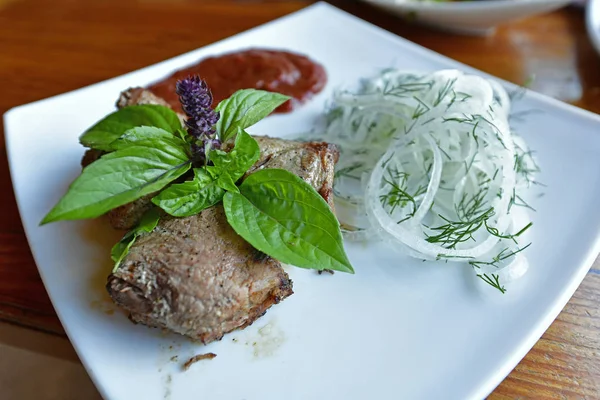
[463,152,477,175]
[476,273,506,294]
[326,106,344,127]
[436,254,474,260]
[403,119,418,135]
[383,81,434,97]
[508,188,536,213]
[425,208,495,249]
[514,147,541,186]
[379,169,426,217]
[446,90,472,110]
[485,221,532,244]
[335,163,363,181]
[469,243,531,269]
[471,120,480,146]
[456,188,490,221]
[412,97,431,119]
[420,117,436,126]
[436,142,452,160]
[433,78,456,106]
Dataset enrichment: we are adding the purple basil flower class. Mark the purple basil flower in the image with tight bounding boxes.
[176,76,221,164]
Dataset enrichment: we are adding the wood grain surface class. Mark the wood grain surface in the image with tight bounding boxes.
[0,0,599,398]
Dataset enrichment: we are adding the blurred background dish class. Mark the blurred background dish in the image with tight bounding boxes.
[587,0,600,54]
[360,0,573,35]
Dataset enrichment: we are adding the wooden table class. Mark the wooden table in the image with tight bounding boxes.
[1,0,599,398]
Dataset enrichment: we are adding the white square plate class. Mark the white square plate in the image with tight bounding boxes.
[4,3,600,400]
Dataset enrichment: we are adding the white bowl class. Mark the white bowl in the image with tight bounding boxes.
[587,0,600,54]
[361,0,573,35]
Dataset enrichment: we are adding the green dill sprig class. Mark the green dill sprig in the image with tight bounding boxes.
[379,169,426,219]
[446,90,473,110]
[435,140,452,161]
[425,207,495,249]
[335,163,363,181]
[325,106,344,127]
[485,221,532,244]
[469,243,531,269]
[476,273,506,294]
[412,97,431,119]
[442,113,506,149]
[508,188,536,213]
[383,81,433,98]
[456,188,490,221]
[433,78,457,107]
[463,152,477,175]
[435,254,474,261]
[514,147,541,186]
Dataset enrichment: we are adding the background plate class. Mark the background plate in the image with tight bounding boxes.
[4,3,600,400]
[587,0,600,54]
[360,0,571,34]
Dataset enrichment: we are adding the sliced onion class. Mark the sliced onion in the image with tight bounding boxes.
[314,69,537,292]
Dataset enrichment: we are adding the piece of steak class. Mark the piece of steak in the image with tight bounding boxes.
[106,136,339,343]
[107,206,292,343]
[105,89,340,343]
[116,86,173,109]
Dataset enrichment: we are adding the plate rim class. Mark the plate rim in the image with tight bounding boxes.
[4,2,600,400]
[360,0,571,12]
[586,0,600,54]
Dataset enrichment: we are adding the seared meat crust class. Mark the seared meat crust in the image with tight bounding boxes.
[107,206,293,343]
[105,89,339,343]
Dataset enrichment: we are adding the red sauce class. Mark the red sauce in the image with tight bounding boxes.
[148,49,327,114]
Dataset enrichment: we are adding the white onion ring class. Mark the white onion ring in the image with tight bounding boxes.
[315,69,538,291]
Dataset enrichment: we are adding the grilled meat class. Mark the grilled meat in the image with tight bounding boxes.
[107,206,293,343]
[116,86,173,109]
[105,89,340,342]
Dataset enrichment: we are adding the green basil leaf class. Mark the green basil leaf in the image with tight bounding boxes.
[110,126,178,150]
[214,173,239,194]
[222,168,354,273]
[152,168,225,217]
[215,89,290,142]
[111,208,161,271]
[210,129,260,191]
[175,128,191,143]
[41,138,191,224]
[79,105,182,151]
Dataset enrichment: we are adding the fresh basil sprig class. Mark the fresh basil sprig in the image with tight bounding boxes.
[42,86,354,274]
[152,128,260,216]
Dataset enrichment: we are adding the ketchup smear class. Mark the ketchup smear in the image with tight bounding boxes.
[148,49,327,114]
